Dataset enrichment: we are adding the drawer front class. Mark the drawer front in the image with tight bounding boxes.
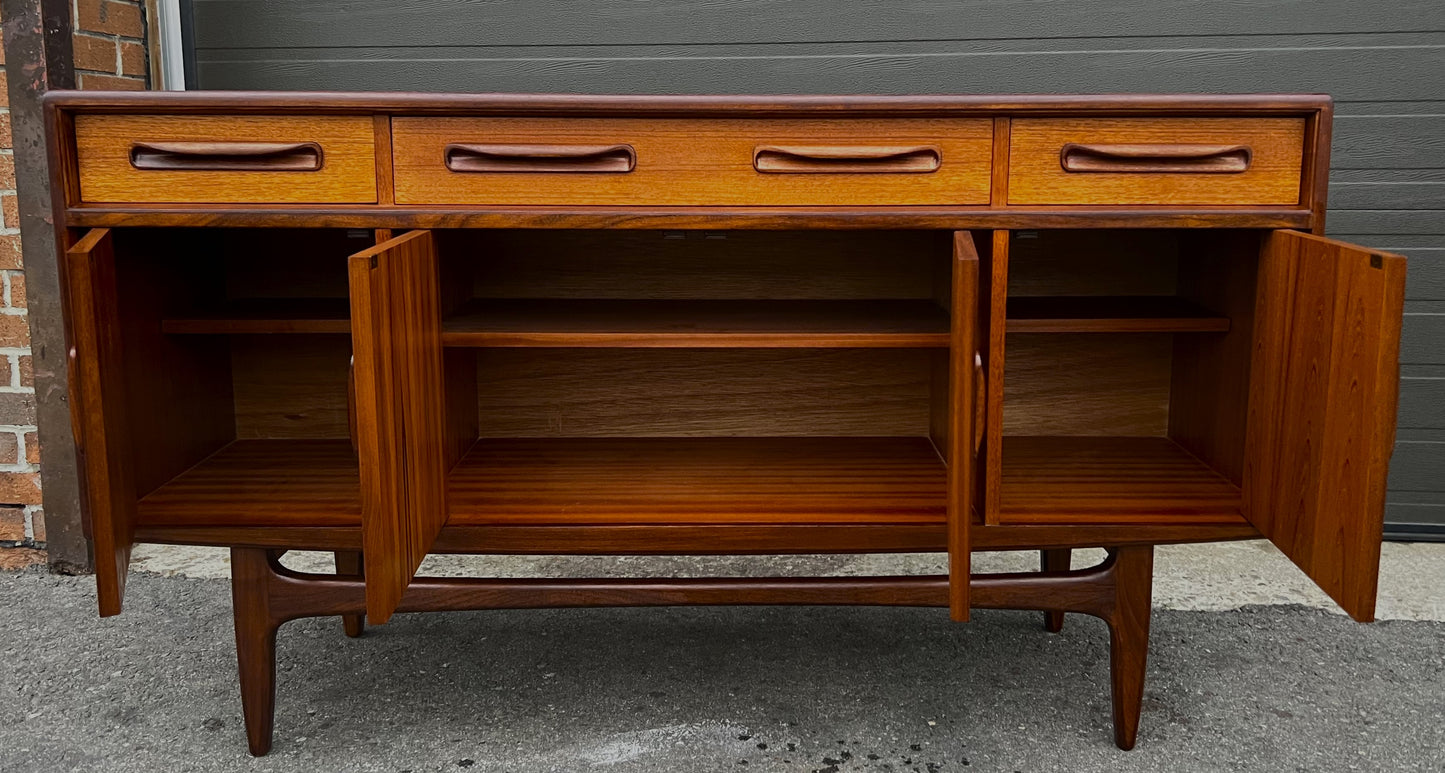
[1008,118,1306,206]
[74,115,378,204]
[392,117,993,206]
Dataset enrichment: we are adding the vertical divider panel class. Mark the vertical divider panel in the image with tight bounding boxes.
[348,230,448,624]
[948,231,982,621]
[984,230,1010,524]
[65,228,135,616]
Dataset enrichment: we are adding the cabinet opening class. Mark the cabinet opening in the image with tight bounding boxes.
[433,229,969,527]
[111,228,368,529]
[994,229,1260,525]
[436,230,953,348]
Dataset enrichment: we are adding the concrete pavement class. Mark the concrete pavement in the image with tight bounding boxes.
[1,541,1442,772]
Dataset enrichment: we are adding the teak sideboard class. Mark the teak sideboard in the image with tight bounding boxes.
[45,92,1405,756]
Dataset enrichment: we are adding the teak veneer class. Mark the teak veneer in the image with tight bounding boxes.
[47,92,1404,757]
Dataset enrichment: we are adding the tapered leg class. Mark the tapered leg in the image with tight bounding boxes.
[231,548,280,757]
[334,551,365,638]
[1106,545,1154,751]
[1040,549,1071,632]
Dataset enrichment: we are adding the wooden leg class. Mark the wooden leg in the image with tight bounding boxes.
[1106,545,1154,751]
[1041,548,1071,632]
[220,545,1157,754]
[334,551,365,638]
[231,548,280,757]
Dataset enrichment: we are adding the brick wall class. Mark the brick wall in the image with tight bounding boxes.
[0,0,151,569]
[73,0,149,90]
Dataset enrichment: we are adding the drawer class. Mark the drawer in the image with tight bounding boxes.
[73,115,378,204]
[1007,118,1306,206]
[392,117,993,206]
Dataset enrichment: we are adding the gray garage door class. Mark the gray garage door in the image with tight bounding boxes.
[187,0,1445,539]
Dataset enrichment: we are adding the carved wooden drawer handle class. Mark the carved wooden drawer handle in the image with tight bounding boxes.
[754,145,941,174]
[974,353,986,453]
[130,141,324,171]
[444,143,637,173]
[1059,143,1251,173]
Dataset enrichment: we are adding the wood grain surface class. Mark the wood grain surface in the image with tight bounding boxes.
[1009,118,1305,205]
[441,299,949,348]
[393,117,992,205]
[347,230,450,623]
[1003,334,1173,436]
[448,436,947,525]
[1244,230,1406,622]
[74,114,377,203]
[999,436,1243,523]
[474,348,933,438]
[65,229,136,616]
[136,439,361,527]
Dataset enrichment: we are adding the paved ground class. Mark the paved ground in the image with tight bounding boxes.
[2,543,1443,772]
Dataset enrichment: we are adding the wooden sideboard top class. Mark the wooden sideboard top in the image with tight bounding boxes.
[44,90,1332,115]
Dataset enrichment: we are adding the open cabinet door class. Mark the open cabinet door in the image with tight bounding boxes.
[349,230,448,624]
[66,228,135,617]
[947,231,981,621]
[1245,230,1406,622]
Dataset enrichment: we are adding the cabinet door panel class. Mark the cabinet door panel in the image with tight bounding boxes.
[349,230,448,624]
[947,231,981,621]
[1246,230,1406,622]
[65,228,134,616]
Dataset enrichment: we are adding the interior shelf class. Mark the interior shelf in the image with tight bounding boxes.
[133,437,1244,530]
[447,436,948,525]
[998,436,1244,523]
[1006,296,1230,333]
[161,299,352,335]
[137,440,360,527]
[440,299,951,348]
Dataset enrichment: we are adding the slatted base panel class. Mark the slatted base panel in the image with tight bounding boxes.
[136,440,361,527]
[999,436,1245,524]
[448,436,948,526]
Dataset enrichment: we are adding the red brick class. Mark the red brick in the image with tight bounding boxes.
[7,272,23,307]
[0,194,16,229]
[79,73,146,91]
[0,505,22,540]
[78,0,146,39]
[31,507,44,542]
[0,356,10,387]
[0,433,16,466]
[0,547,45,569]
[0,236,21,270]
[17,354,31,387]
[0,113,11,149]
[0,71,8,109]
[0,155,14,190]
[24,431,38,465]
[0,314,29,348]
[121,41,147,77]
[73,33,120,74]
[0,471,41,505]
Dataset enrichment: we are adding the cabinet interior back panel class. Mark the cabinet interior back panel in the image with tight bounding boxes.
[1004,334,1172,436]
[232,336,353,439]
[459,230,948,300]
[475,349,933,437]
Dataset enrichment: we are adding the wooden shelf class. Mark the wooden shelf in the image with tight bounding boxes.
[440,299,950,348]
[1007,296,1230,333]
[137,440,360,527]
[132,436,1243,530]
[998,436,1244,523]
[448,436,948,525]
[161,299,351,335]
